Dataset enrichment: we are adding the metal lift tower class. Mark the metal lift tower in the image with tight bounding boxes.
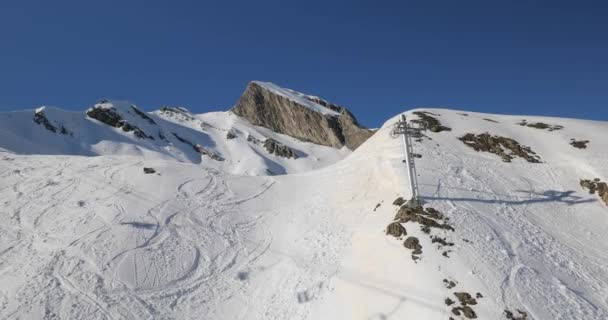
[392,114,426,208]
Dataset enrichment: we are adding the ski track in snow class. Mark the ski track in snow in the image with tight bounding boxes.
[2,108,608,319]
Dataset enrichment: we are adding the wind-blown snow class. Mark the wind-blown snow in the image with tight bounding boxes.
[1,108,607,319]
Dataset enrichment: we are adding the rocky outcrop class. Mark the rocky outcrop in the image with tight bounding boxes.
[171,132,224,161]
[130,106,156,125]
[87,105,152,139]
[570,139,589,149]
[386,222,406,238]
[263,138,298,159]
[580,178,608,206]
[413,111,452,132]
[517,120,563,131]
[459,133,541,163]
[403,236,422,255]
[143,167,156,174]
[33,109,71,135]
[231,81,373,150]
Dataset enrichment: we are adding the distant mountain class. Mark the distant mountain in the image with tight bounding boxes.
[0,81,371,175]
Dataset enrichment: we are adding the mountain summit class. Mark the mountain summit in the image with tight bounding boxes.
[231,81,374,150]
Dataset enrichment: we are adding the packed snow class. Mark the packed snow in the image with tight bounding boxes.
[1,108,607,319]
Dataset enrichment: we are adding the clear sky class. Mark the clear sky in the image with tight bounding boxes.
[1,0,606,127]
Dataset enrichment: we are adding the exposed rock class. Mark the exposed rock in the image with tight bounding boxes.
[432,236,454,247]
[412,111,451,132]
[226,131,237,139]
[194,144,225,161]
[87,106,152,139]
[159,106,195,121]
[454,292,477,306]
[580,178,608,206]
[263,138,298,159]
[483,118,499,123]
[158,131,169,142]
[373,202,382,212]
[403,236,422,255]
[118,120,153,139]
[443,279,457,289]
[34,109,72,135]
[394,206,454,231]
[475,292,483,299]
[33,110,57,133]
[459,133,541,163]
[86,106,123,127]
[392,197,406,206]
[570,139,589,149]
[143,167,156,174]
[452,306,477,319]
[445,298,455,306]
[420,225,431,234]
[505,309,528,320]
[130,106,156,124]
[518,120,563,131]
[386,222,406,238]
[231,81,373,150]
[172,133,224,161]
[247,135,260,144]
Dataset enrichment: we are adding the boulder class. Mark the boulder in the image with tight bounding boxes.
[403,236,422,254]
[385,222,406,238]
[143,167,156,174]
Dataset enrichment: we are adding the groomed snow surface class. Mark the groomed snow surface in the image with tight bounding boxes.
[1,109,607,319]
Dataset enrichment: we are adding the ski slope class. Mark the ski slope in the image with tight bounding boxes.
[1,109,607,319]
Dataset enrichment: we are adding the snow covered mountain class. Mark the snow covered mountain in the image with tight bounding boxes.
[1,103,608,319]
[0,82,371,176]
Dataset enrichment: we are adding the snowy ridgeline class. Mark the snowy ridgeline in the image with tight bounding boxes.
[0,101,350,176]
[1,108,608,319]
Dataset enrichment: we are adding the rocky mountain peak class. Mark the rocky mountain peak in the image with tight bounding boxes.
[231,81,373,150]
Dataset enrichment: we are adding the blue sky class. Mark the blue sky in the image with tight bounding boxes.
[1,0,606,127]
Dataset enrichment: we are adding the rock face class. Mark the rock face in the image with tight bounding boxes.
[231,81,373,150]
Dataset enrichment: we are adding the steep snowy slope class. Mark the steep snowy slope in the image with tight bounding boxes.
[1,109,607,319]
[0,101,349,176]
